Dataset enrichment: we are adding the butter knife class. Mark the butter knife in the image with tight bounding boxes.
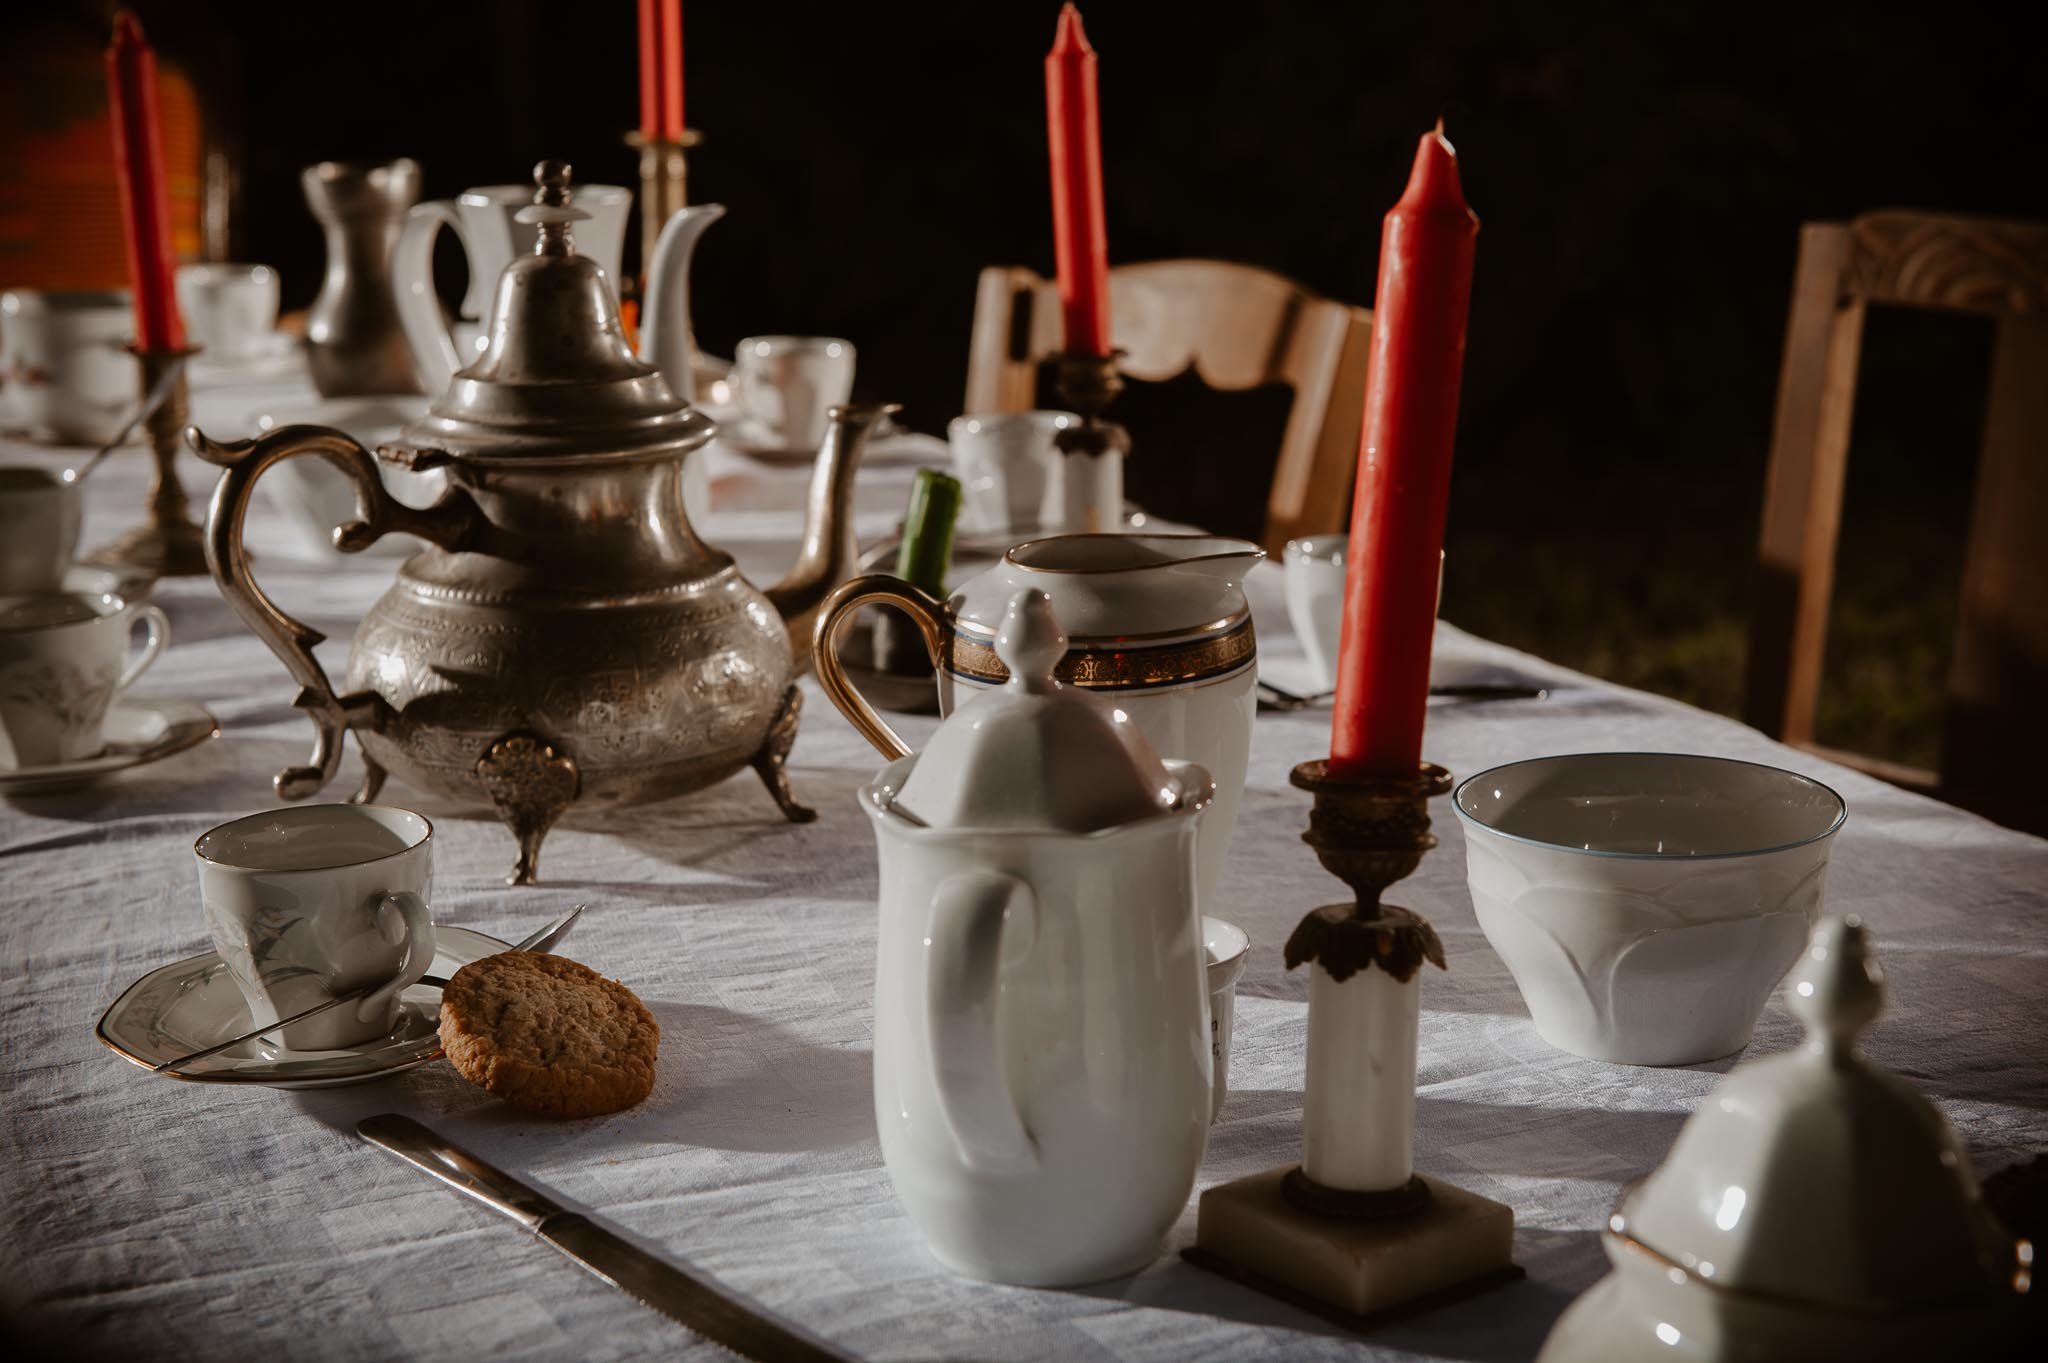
[358,1115,841,1363]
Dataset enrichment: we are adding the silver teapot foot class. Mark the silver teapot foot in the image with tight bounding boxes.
[752,685,816,824]
[476,730,582,886]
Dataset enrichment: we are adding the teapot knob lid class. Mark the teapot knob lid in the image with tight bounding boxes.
[994,589,1065,696]
[1789,915,1884,1057]
[514,158,592,255]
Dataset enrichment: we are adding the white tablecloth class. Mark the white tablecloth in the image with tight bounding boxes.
[4,378,2044,1362]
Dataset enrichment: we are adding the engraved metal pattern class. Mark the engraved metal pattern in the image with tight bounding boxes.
[476,731,580,887]
[1843,212,2048,316]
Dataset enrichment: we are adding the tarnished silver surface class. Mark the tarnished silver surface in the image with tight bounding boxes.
[193,160,885,883]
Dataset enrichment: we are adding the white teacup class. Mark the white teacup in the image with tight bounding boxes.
[0,466,84,592]
[175,263,281,361]
[0,591,168,769]
[0,289,134,444]
[1202,916,1250,1121]
[731,336,856,452]
[194,804,437,1051]
[948,410,1074,534]
[1284,536,1444,692]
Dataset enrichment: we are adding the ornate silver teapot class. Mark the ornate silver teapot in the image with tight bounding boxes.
[192,161,889,884]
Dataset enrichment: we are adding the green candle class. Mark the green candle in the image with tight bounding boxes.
[894,469,962,594]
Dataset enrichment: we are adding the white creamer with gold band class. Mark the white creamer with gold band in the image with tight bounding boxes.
[816,533,1262,914]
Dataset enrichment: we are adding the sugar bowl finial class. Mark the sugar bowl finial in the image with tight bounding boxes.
[1789,914,1884,1057]
[995,588,1066,696]
[515,159,591,256]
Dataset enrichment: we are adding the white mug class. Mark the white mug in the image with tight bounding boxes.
[0,592,168,769]
[0,465,84,592]
[0,289,135,445]
[175,263,280,361]
[194,804,437,1051]
[394,181,632,395]
[731,336,856,452]
[947,410,1075,534]
[1284,535,1444,692]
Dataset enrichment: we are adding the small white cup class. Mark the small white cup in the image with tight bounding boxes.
[731,335,856,452]
[0,289,135,444]
[948,410,1074,534]
[0,591,168,769]
[1284,536,1445,692]
[194,804,438,1052]
[1203,915,1250,1121]
[176,263,281,361]
[0,466,84,592]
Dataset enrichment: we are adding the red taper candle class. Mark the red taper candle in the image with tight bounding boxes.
[1045,3,1111,356]
[638,0,685,140]
[1327,125,1479,779]
[105,11,184,352]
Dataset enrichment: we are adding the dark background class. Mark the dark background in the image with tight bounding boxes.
[13,0,2047,770]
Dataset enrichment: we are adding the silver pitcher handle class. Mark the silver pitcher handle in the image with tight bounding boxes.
[189,423,480,800]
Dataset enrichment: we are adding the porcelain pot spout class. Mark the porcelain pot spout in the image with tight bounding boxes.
[639,203,724,401]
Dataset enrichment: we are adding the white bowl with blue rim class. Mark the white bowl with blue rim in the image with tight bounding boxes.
[1454,752,1846,1066]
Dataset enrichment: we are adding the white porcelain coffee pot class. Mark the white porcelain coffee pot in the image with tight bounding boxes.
[395,189,721,403]
[861,588,1215,1287]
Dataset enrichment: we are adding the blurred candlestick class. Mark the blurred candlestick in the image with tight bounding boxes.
[1045,3,1110,356]
[1328,125,1479,779]
[894,469,963,595]
[105,11,184,352]
[638,0,684,140]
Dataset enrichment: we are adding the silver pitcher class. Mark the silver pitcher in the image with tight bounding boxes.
[301,159,425,397]
[193,161,889,884]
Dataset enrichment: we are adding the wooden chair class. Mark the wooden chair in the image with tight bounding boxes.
[964,261,1373,555]
[1744,211,2048,829]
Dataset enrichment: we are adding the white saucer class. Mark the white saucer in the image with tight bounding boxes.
[57,563,154,602]
[97,924,510,1088]
[188,331,304,385]
[710,411,937,467]
[0,697,217,793]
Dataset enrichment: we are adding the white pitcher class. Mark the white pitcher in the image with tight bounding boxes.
[393,174,721,402]
[860,588,1214,1286]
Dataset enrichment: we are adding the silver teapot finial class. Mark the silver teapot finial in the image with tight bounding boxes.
[514,159,590,256]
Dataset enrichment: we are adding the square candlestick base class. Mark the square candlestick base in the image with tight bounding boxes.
[1184,1167,1520,1329]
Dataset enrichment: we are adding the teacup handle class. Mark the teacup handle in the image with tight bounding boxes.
[392,199,467,397]
[812,573,947,759]
[190,423,483,800]
[926,868,1039,1175]
[355,890,436,1025]
[113,603,169,696]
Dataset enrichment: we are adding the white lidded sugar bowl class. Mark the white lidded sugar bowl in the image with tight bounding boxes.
[860,587,1216,1287]
[1539,917,2031,1361]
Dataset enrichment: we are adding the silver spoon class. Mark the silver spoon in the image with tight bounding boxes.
[68,352,189,485]
[152,904,585,1075]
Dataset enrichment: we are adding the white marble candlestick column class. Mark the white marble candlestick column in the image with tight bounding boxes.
[1302,960,1419,1193]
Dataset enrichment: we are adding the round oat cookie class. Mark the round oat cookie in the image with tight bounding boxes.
[438,952,659,1118]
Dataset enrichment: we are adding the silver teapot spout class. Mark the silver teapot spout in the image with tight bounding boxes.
[767,401,898,674]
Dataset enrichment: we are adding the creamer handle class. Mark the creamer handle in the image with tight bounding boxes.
[811,573,945,759]
[189,423,482,800]
[926,868,1039,1174]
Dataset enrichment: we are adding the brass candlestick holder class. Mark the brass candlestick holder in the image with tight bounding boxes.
[84,344,208,578]
[1185,755,1520,1329]
[1050,347,1132,459]
[626,128,702,281]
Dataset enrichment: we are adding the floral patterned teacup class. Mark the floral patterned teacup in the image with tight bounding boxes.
[194,804,436,1052]
[0,591,167,769]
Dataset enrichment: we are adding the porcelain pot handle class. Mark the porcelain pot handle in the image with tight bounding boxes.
[392,199,465,397]
[812,573,947,759]
[926,868,1039,1175]
[189,423,482,801]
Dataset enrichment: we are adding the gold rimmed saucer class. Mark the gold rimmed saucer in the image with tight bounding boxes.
[0,697,218,794]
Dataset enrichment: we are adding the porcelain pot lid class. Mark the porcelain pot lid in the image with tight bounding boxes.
[892,588,1203,832]
[1616,917,2024,1312]
[391,160,714,466]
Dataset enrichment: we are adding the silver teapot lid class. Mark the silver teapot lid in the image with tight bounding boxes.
[391,160,714,466]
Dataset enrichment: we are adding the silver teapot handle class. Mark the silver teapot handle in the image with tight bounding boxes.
[188,423,479,800]
[812,573,947,759]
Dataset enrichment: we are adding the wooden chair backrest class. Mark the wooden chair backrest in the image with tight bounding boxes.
[1743,211,2048,825]
[964,260,1373,555]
